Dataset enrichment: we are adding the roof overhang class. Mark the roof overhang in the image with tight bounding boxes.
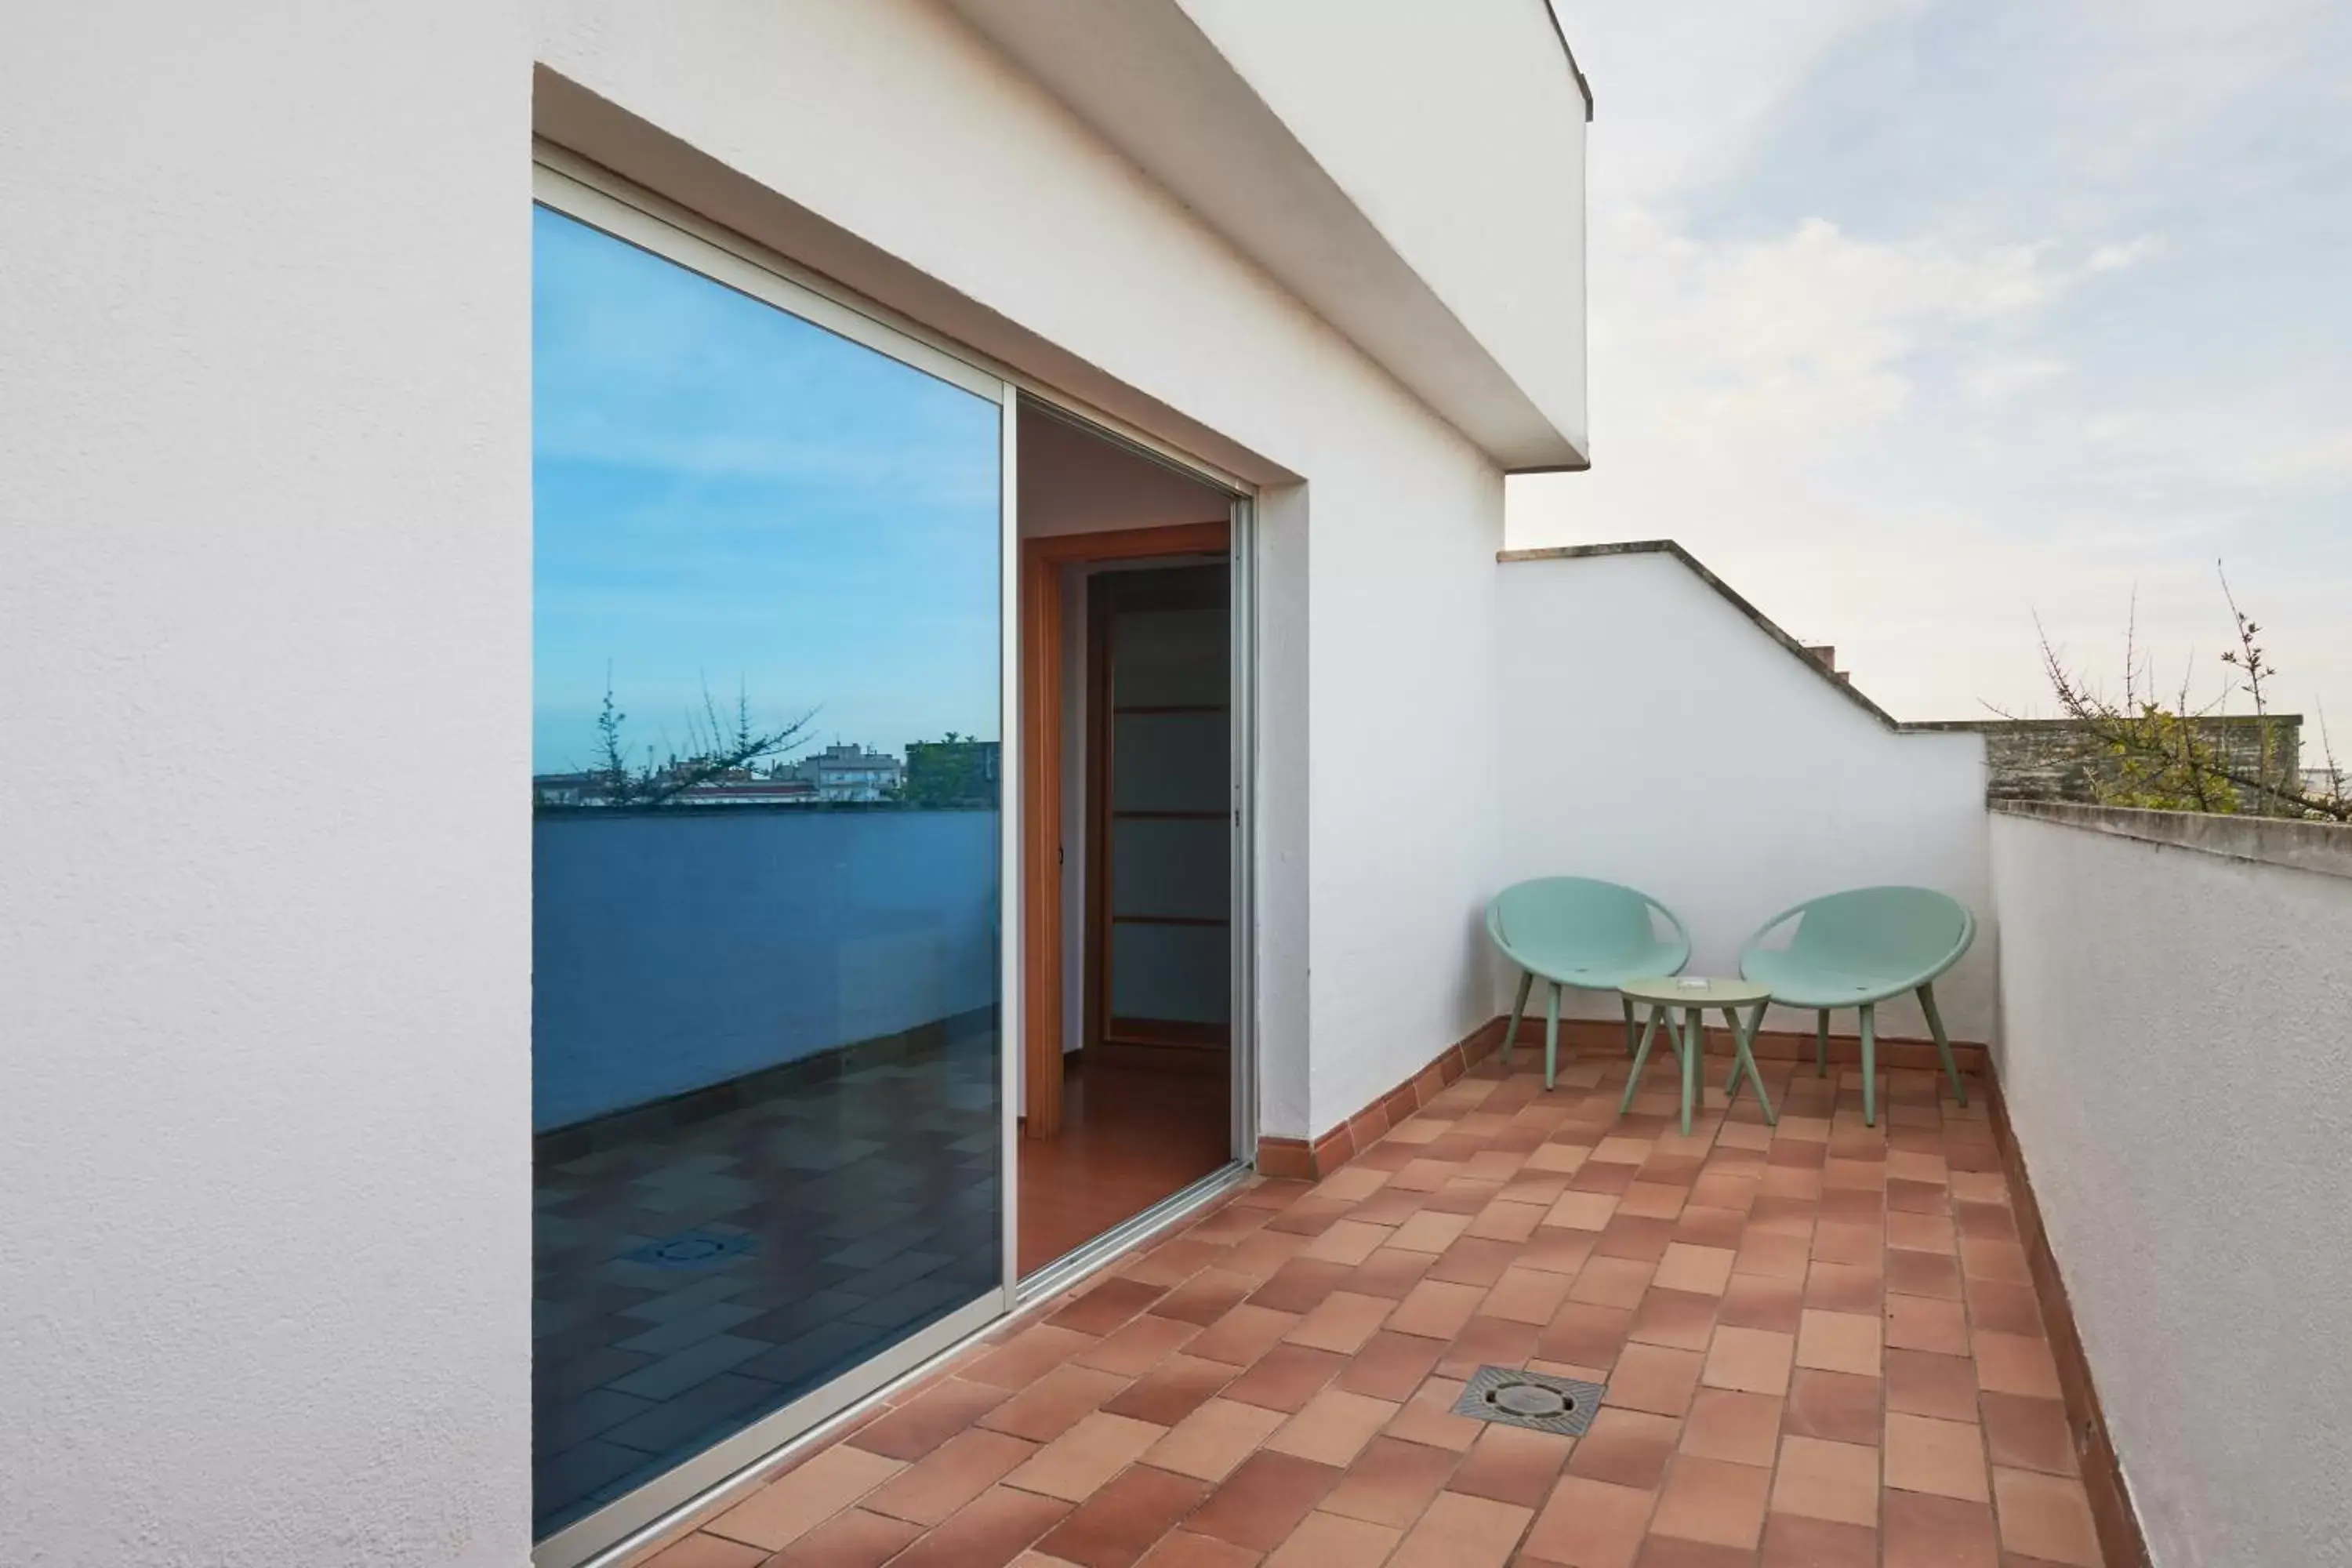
[940,0,1591,472]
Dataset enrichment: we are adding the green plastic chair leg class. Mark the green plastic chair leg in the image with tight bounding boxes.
[1503,970,1534,1067]
[1722,1001,1777,1125]
[1679,1007,1700,1136]
[1720,1007,1745,1100]
[1815,1011,1830,1076]
[1620,1004,1665,1113]
[1918,982,1966,1106]
[1543,982,1562,1091]
[1748,1002,1777,1124]
[1621,994,1637,1056]
[1859,1003,1878,1127]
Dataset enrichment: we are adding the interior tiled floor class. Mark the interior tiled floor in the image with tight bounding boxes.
[641,1042,2105,1568]
[532,1025,1002,1537]
[1019,1055,1236,1275]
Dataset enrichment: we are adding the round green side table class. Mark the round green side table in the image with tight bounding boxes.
[1617,975,1778,1135]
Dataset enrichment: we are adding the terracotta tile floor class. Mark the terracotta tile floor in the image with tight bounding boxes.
[1019,1057,1235,1274]
[641,1044,2106,1567]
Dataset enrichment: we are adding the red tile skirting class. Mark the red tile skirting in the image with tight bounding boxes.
[1250,1137,1315,1181]
[1254,1015,1508,1181]
[1254,1011,1991,1184]
[1986,1063,2154,1568]
[1541,1014,1991,1073]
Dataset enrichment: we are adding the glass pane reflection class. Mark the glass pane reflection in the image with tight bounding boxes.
[531,205,1002,1537]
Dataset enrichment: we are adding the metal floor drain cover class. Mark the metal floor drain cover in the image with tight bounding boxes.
[1452,1366,1605,1436]
[625,1229,755,1269]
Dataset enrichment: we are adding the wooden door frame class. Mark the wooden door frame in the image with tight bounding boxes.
[1020,519,1229,1138]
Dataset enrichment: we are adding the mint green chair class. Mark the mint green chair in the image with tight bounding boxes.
[1487,878,1691,1091]
[1737,886,1974,1127]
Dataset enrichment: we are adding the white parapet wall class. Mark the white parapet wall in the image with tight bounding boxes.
[534,809,1000,1130]
[1989,801,2352,1566]
[1495,543,1994,1043]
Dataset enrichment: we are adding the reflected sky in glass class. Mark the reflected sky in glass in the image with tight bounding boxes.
[532,205,1000,775]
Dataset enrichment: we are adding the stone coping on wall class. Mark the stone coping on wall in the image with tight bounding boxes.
[1991,797,2352,881]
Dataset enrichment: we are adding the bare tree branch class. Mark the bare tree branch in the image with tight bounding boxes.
[564,666,817,808]
[2020,568,2347,822]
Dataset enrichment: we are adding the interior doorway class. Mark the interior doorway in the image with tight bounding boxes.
[1086,563,1231,1064]
[1016,401,1247,1276]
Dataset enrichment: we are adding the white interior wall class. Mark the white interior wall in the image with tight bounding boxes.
[1495,550,1994,1044]
[1990,811,2352,1566]
[1017,404,1231,537]
[537,0,1514,1142]
[0,4,531,1565]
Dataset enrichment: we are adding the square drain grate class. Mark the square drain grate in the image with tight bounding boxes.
[623,1229,756,1269]
[1452,1365,1606,1436]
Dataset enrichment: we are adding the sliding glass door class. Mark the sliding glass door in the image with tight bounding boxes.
[531,176,1010,1554]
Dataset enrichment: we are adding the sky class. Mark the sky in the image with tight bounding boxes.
[532,206,1002,777]
[1512,0,2351,748]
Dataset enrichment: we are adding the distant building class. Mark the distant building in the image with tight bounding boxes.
[785,742,904,803]
[532,766,820,808]
[670,776,818,807]
[1932,714,2302,808]
[531,771,603,808]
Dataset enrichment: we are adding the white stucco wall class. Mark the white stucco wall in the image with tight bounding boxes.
[1254,485,1315,1138]
[1990,809,2352,1566]
[1495,549,1994,1043]
[1303,462,1508,1133]
[0,4,530,1565]
[535,0,1512,1143]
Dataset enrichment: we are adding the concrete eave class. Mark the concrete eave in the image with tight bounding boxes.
[941,0,1590,472]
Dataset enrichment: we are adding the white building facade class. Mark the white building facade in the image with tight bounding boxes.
[3,5,2031,1566]
[791,744,905,804]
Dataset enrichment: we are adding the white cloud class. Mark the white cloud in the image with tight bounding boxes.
[2085,234,2165,272]
[1516,0,2352,732]
[1588,208,2067,446]
[1554,0,1923,199]
[1964,357,2069,401]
